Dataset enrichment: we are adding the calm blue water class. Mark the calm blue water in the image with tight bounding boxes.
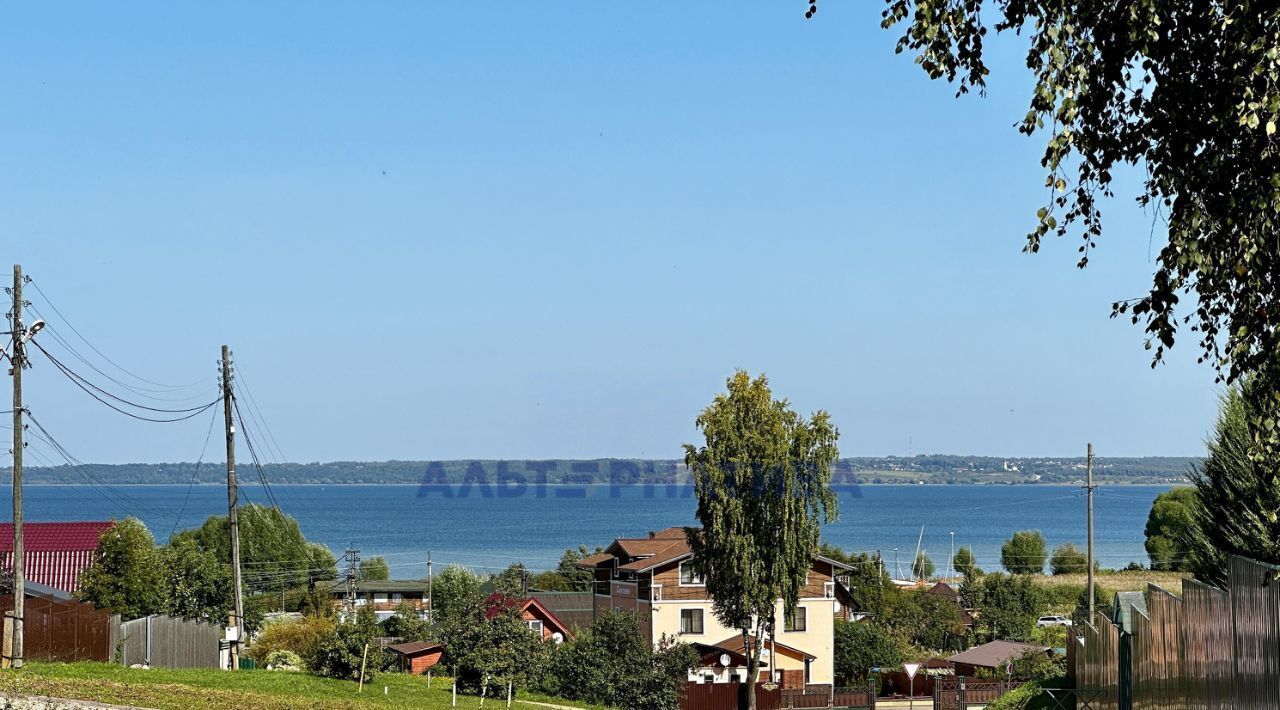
[0,484,1167,578]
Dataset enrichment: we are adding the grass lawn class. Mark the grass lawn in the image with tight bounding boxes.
[0,662,601,710]
[1033,569,1188,594]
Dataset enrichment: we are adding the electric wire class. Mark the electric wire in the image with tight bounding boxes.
[30,341,220,423]
[25,277,207,390]
[169,404,221,539]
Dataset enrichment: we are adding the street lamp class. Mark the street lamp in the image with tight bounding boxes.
[949,531,955,579]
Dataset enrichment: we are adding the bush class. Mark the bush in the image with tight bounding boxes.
[249,615,336,665]
[545,611,697,710]
[263,649,303,671]
[308,607,389,682]
[1049,544,1088,575]
[834,620,908,684]
[1009,649,1066,682]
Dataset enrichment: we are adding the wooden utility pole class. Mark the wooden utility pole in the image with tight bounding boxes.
[222,345,244,669]
[1086,442,1096,622]
[427,552,433,621]
[9,264,24,668]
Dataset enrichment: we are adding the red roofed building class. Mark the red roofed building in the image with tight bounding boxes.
[0,521,114,593]
[484,593,574,642]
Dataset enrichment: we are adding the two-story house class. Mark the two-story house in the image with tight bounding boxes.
[577,527,852,688]
[329,579,431,622]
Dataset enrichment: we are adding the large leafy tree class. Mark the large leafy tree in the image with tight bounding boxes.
[961,572,1043,642]
[1002,530,1047,575]
[1050,543,1089,575]
[1188,384,1280,583]
[172,504,315,590]
[358,556,390,581]
[1143,487,1199,571]
[833,619,908,686]
[953,546,982,578]
[876,1,1280,453]
[77,517,165,620]
[683,370,839,710]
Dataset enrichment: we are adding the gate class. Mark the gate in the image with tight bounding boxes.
[118,614,222,669]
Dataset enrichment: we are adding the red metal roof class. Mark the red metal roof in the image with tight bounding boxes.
[0,521,113,594]
[0,522,113,553]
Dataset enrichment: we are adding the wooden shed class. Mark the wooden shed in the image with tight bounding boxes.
[387,640,443,675]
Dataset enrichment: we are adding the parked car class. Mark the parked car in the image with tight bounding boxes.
[1036,615,1073,628]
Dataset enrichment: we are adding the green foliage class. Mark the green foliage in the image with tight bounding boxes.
[833,619,908,685]
[1075,584,1111,622]
[912,551,934,580]
[449,606,550,699]
[1002,531,1047,575]
[819,546,893,616]
[381,602,431,641]
[262,649,303,671]
[432,564,483,635]
[77,518,165,620]
[961,573,1042,642]
[953,546,981,577]
[358,556,390,581]
[882,0,1280,457]
[308,606,389,682]
[684,369,840,704]
[1189,384,1280,584]
[1049,544,1087,575]
[1143,488,1198,572]
[172,504,314,588]
[307,544,338,582]
[159,538,231,624]
[1009,649,1066,683]
[487,563,530,596]
[880,591,968,652]
[528,546,602,592]
[546,611,697,710]
[250,615,337,665]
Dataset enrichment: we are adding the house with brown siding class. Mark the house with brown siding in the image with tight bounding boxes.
[329,580,430,622]
[485,593,574,643]
[577,527,852,688]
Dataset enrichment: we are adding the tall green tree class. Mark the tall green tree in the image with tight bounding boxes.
[1143,488,1199,572]
[960,572,1043,642]
[1050,543,1088,575]
[833,619,908,686]
[912,551,934,580]
[548,611,698,710]
[683,370,839,710]
[160,538,231,624]
[1002,531,1047,575]
[359,556,390,581]
[1188,385,1280,583]
[432,564,484,646]
[77,518,164,620]
[172,504,313,587]
[879,1,1280,456]
[953,546,981,578]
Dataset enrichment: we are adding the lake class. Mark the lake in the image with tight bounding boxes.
[0,483,1169,578]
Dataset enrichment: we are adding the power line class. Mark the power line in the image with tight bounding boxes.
[25,277,207,390]
[232,396,282,511]
[170,404,221,539]
[30,341,220,422]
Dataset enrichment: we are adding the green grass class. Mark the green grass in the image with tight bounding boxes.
[0,662,600,710]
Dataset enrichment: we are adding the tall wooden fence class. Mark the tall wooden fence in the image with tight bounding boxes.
[118,615,222,669]
[1073,555,1280,710]
[0,593,117,662]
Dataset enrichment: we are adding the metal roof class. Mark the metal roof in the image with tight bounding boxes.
[947,640,1048,669]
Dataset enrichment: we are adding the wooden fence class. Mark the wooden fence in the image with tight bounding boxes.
[0,593,117,662]
[680,682,782,710]
[1072,555,1280,710]
[118,615,223,669]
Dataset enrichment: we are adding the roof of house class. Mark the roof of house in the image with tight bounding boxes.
[0,522,113,553]
[529,591,593,634]
[716,636,816,662]
[947,640,1048,669]
[387,641,443,656]
[483,593,575,639]
[582,527,852,575]
[925,582,959,601]
[690,642,761,669]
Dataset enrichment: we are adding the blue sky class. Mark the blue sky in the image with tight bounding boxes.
[2,2,1218,464]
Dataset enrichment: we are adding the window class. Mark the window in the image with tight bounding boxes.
[679,608,704,635]
[785,607,807,632]
[679,562,705,586]
[823,582,835,599]
[526,620,544,635]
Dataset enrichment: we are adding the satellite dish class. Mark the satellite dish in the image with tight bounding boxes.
[719,653,731,667]
[551,632,565,644]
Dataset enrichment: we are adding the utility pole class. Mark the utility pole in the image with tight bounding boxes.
[427,552,433,622]
[949,531,955,580]
[1086,443,1096,623]
[8,265,24,668]
[344,546,360,617]
[222,345,244,670]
